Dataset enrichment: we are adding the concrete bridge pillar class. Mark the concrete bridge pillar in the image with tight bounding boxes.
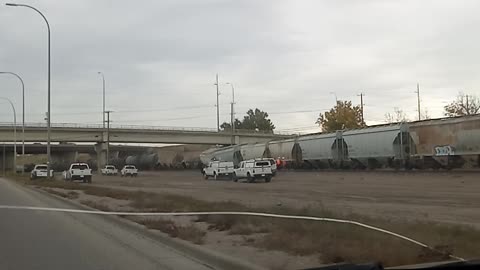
[95,142,107,170]
[51,151,78,171]
[0,153,14,172]
[234,135,240,145]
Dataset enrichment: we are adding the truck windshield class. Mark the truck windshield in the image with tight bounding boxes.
[126,166,135,169]
[36,166,47,170]
[72,165,88,170]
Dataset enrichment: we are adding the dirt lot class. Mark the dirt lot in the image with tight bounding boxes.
[93,170,480,228]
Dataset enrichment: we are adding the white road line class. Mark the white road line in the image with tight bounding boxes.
[0,205,464,261]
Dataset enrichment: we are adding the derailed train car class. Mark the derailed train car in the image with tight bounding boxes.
[200,115,480,170]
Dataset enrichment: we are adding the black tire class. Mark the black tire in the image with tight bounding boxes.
[213,172,217,180]
[204,173,209,180]
[233,173,238,182]
[247,173,254,183]
[30,174,36,180]
[265,176,271,183]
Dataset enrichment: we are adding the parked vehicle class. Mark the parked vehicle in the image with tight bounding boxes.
[121,165,138,177]
[262,158,277,176]
[202,161,234,180]
[101,165,118,176]
[30,164,53,180]
[233,159,273,183]
[63,163,92,183]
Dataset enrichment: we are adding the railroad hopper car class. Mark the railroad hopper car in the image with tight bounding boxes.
[409,115,480,169]
[200,115,480,170]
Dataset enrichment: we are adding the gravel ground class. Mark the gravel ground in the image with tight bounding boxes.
[93,170,480,228]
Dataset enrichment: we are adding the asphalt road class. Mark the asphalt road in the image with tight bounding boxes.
[0,178,217,270]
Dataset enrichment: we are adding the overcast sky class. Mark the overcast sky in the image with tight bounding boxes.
[0,0,479,133]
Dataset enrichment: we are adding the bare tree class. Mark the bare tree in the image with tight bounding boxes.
[444,92,480,117]
[421,108,431,120]
[385,107,409,123]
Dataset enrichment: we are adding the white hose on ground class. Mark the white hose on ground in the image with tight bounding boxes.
[0,205,465,261]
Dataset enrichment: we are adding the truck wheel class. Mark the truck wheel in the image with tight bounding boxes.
[247,173,254,183]
[204,173,209,180]
[83,178,87,183]
[213,172,217,180]
[30,174,36,180]
[233,173,238,182]
[265,176,271,183]
[88,177,93,183]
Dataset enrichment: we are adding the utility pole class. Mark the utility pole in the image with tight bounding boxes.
[105,111,112,165]
[416,83,421,121]
[214,74,220,132]
[466,94,470,115]
[358,92,365,123]
[226,82,235,144]
[2,143,5,176]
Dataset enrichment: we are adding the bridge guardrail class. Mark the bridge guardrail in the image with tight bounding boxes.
[0,122,294,136]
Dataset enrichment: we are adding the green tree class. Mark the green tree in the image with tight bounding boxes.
[221,108,275,132]
[444,92,480,117]
[316,101,365,132]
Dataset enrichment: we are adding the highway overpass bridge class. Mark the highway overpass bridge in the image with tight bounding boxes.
[0,123,291,145]
[0,123,292,170]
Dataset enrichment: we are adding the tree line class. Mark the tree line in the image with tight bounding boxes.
[222,92,479,133]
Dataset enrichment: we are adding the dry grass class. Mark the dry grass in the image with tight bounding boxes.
[134,218,206,244]
[79,200,112,212]
[44,188,79,199]
[20,179,480,266]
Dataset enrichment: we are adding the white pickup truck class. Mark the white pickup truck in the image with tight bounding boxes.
[30,164,53,180]
[121,165,138,177]
[63,163,93,183]
[101,165,118,176]
[202,161,234,180]
[233,159,273,183]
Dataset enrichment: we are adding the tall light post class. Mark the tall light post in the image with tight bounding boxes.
[7,3,52,177]
[0,97,17,174]
[0,72,25,162]
[98,72,106,129]
[226,82,235,142]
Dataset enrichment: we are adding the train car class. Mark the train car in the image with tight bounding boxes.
[341,123,412,169]
[199,145,236,164]
[296,132,340,168]
[239,143,268,161]
[265,138,298,168]
[409,115,480,169]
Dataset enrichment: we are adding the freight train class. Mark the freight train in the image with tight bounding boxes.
[200,115,480,170]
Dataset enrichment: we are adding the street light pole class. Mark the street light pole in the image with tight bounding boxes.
[0,72,25,169]
[98,72,106,129]
[7,3,51,178]
[0,97,17,174]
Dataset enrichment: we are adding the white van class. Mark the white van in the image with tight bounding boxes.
[202,161,235,180]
